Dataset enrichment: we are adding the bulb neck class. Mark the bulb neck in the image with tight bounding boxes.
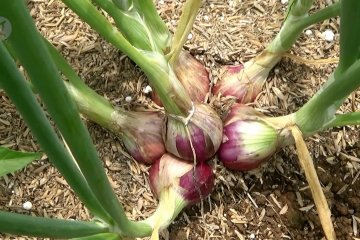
[141,187,187,238]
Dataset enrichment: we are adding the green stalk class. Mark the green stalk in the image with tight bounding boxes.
[295,60,360,136]
[46,39,187,238]
[286,0,313,18]
[93,0,154,51]
[43,41,187,237]
[65,81,126,134]
[61,0,192,116]
[112,0,171,52]
[168,0,202,65]
[0,211,108,238]
[0,1,151,237]
[9,38,124,137]
[326,112,360,128]
[132,0,171,52]
[267,1,340,53]
[295,0,360,136]
[43,40,120,130]
[336,0,360,75]
[0,43,110,222]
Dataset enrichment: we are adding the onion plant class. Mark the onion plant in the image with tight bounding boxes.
[1,0,359,239]
[218,0,360,172]
[218,1,360,238]
[0,0,162,237]
[0,0,216,239]
[42,40,166,165]
[213,0,340,103]
[60,0,223,163]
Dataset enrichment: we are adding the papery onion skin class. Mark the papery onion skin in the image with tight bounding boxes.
[212,63,264,103]
[151,51,210,106]
[174,51,210,103]
[149,154,214,204]
[163,104,223,162]
[179,162,214,204]
[218,104,279,171]
[213,51,281,103]
[113,110,165,164]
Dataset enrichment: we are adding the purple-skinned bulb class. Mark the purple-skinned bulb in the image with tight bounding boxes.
[145,154,214,239]
[149,153,214,206]
[115,110,165,165]
[163,103,223,162]
[151,50,210,106]
[218,104,280,171]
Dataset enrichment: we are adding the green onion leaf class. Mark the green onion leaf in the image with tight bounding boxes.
[0,211,108,239]
[0,147,42,177]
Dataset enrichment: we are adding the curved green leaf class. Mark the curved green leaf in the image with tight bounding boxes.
[0,147,41,177]
[0,211,108,239]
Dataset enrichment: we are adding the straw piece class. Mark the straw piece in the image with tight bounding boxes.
[291,126,336,240]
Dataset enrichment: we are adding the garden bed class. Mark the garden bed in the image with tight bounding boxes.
[1,0,359,239]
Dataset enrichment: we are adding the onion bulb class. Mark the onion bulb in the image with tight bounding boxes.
[163,103,223,162]
[65,82,166,165]
[145,153,214,239]
[213,51,281,103]
[111,110,166,164]
[151,51,210,106]
[218,104,293,170]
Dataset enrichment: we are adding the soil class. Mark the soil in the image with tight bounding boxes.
[1,0,360,240]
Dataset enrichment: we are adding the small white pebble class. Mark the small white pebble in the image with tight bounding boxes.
[203,15,209,21]
[142,85,152,94]
[22,201,32,210]
[210,3,214,8]
[158,0,164,5]
[274,68,280,74]
[187,33,193,40]
[305,29,313,36]
[125,96,132,102]
[220,16,225,22]
[322,29,335,42]
[249,233,256,239]
[281,0,289,4]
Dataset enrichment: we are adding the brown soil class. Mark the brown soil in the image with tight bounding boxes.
[1,0,359,240]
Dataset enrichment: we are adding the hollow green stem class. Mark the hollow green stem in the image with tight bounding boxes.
[286,0,314,18]
[1,1,151,237]
[43,40,122,131]
[112,0,171,52]
[168,0,202,65]
[61,0,192,116]
[93,0,154,51]
[295,0,360,136]
[132,0,171,52]
[325,112,360,128]
[0,42,110,223]
[295,60,360,136]
[336,0,360,75]
[65,81,128,135]
[0,211,108,238]
[267,1,340,53]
